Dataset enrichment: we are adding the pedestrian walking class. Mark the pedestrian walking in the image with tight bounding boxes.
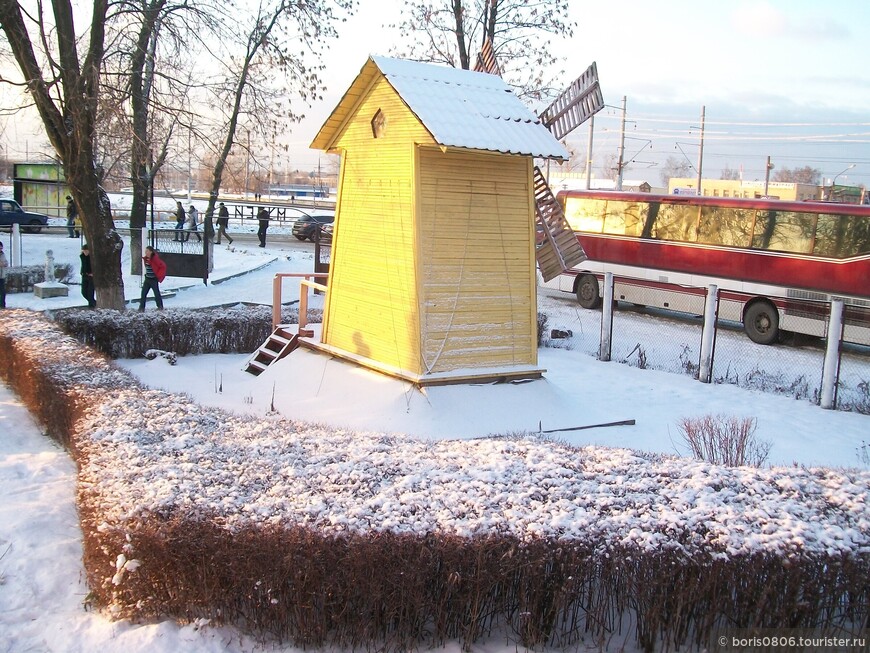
[214,202,233,244]
[0,241,7,309]
[184,205,202,242]
[80,243,96,308]
[139,246,166,311]
[173,201,185,241]
[257,207,270,247]
[65,195,79,238]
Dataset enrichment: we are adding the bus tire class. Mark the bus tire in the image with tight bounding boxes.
[744,300,779,345]
[576,274,601,309]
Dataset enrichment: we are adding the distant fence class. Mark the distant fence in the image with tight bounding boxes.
[29,198,334,229]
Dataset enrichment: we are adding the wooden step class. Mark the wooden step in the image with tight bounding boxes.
[244,328,301,375]
[246,359,268,376]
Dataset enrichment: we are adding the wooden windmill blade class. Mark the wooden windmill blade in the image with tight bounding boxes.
[533,166,587,282]
[473,37,501,76]
[539,61,604,140]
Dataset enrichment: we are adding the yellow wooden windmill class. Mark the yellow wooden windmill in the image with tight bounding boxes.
[255,54,602,385]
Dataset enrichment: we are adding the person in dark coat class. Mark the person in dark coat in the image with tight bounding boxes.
[257,207,270,247]
[139,246,166,311]
[80,243,96,308]
[215,202,233,244]
[173,201,185,241]
[66,195,79,238]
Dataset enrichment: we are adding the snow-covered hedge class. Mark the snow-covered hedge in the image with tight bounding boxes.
[52,304,315,358]
[1,309,868,652]
[5,263,73,292]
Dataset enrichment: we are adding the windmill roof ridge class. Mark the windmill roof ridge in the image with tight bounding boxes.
[311,55,569,161]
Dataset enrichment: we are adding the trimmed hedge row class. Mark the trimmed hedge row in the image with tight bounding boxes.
[51,304,316,358]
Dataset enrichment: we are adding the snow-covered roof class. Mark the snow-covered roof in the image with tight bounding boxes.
[311,56,569,161]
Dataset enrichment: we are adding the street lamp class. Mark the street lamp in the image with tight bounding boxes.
[763,156,774,197]
[832,163,855,187]
[829,164,855,202]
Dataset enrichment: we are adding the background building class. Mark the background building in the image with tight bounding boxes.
[668,178,819,201]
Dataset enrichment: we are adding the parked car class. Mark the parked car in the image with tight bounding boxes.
[0,199,49,233]
[292,213,334,242]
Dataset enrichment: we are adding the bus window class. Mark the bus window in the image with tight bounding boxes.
[564,198,606,233]
[646,203,699,242]
[603,200,644,236]
[753,211,815,253]
[815,214,845,257]
[698,205,753,247]
[815,214,870,257]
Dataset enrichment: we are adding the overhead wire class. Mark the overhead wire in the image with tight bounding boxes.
[565,107,870,179]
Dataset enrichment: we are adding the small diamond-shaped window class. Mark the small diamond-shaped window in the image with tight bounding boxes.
[371,109,386,138]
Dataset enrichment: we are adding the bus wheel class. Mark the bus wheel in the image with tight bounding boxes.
[744,301,779,345]
[576,274,601,309]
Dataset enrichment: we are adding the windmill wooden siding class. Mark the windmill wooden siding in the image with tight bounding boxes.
[311,57,569,384]
[417,149,537,373]
[322,76,428,373]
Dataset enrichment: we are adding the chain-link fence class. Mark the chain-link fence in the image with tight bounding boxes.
[608,280,706,376]
[539,276,870,414]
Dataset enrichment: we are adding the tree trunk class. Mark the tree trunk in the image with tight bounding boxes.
[0,0,127,310]
[70,164,125,310]
[452,0,469,69]
[130,167,147,276]
[128,0,167,276]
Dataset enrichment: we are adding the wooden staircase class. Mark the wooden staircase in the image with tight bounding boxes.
[533,166,588,282]
[244,326,300,376]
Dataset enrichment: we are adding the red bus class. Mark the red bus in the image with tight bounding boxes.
[542,189,870,345]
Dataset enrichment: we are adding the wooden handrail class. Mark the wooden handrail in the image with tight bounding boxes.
[271,272,329,330]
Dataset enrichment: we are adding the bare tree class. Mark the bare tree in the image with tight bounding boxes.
[659,155,692,187]
[0,0,126,308]
[106,0,208,273]
[773,165,821,185]
[390,0,574,102]
[720,165,741,180]
[198,0,354,226]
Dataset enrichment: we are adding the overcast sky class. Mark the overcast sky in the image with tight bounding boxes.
[3,0,868,186]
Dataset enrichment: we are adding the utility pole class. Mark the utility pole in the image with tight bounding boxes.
[696,105,705,195]
[764,156,774,197]
[269,142,274,198]
[585,115,594,190]
[244,129,250,201]
[186,127,192,202]
[616,96,626,191]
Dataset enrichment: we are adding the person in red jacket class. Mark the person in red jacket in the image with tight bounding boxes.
[139,246,167,311]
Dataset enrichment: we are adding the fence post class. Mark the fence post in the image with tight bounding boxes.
[820,299,844,410]
[698,284,718,383]
[599,272,614,362]
[8,224,24,266]
[272,274,282,331]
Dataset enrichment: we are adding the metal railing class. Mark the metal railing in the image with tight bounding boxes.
[589,274,869,413]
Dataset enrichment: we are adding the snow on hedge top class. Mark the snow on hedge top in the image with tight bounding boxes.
[79,387,870,558]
